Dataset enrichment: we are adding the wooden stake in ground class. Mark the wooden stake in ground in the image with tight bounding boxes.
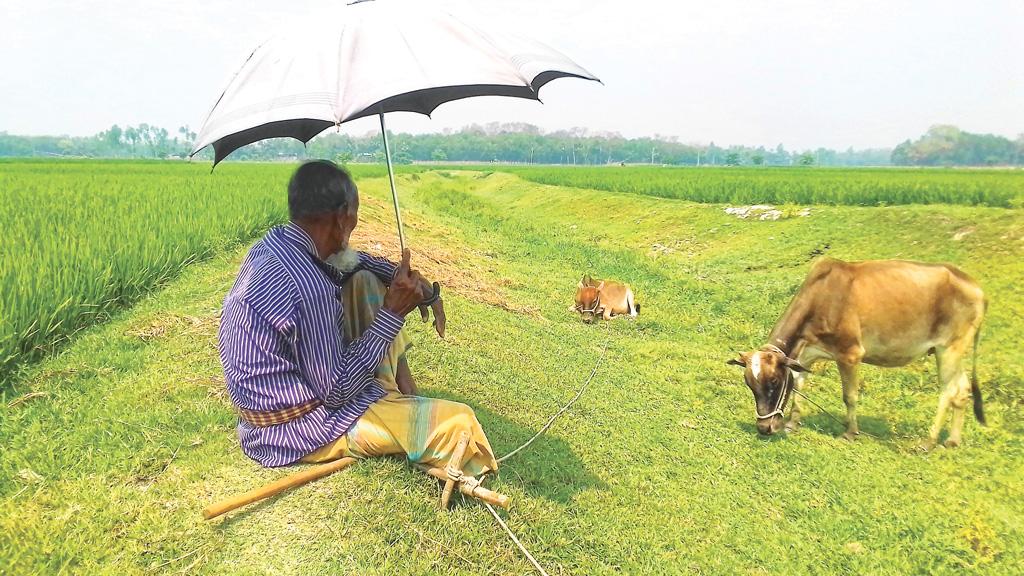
[440,431,471,509]
[202,457,357,520]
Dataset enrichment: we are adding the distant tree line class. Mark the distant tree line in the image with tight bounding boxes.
[891,125,1024,166]
[0,122,891,167]
[0,124,201,159]
[1,121,1019,167]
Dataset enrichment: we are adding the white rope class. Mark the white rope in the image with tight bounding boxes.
[485,502,550,576]
[497,337,608,464]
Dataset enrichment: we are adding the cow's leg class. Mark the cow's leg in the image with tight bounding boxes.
[785,370,807,432]
[929,341,972,449]
[786,342,814,433]
[602,307,613,321]
[838,362,861,440]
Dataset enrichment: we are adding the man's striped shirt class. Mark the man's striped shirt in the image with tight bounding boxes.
[218,223,403,467]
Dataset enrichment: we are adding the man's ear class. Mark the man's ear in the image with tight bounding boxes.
[727,353,748,367]
[784,357,809,372]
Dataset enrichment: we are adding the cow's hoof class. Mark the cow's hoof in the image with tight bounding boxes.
[841,431,859,442]
[784,421,801,433]
[943,438,961,449]
[918,439,938,452]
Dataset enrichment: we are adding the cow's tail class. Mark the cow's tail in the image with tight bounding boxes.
[971,321,986,426]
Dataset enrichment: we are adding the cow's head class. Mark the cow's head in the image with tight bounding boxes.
[728,346,808,435]
[574,276,602,324]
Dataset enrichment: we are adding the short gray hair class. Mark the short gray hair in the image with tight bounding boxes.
[287,160,357,220]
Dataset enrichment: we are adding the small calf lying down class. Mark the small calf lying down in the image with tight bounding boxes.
[574,275,639,323]
[728,258,986,449]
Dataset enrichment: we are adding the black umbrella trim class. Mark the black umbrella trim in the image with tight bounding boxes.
[196,73,598,168]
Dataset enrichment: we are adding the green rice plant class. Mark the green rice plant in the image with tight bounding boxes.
[498,166,1024,207]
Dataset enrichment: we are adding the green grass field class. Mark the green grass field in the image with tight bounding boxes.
[1,163,1022,574]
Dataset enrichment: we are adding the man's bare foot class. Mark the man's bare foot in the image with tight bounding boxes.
[396,356,418,395]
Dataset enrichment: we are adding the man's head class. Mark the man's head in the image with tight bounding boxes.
[727,346,808,435]
[288,160,359,257]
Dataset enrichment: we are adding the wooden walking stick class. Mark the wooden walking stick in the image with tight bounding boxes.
[202,457,357,520]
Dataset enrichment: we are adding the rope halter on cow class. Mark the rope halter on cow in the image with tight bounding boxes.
[578,295,602,315]
[754,344,795,421]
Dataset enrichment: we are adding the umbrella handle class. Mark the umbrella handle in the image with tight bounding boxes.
[422,282,441,306]
[380,112,406,252]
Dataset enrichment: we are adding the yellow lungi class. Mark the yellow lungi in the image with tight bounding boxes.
[301,270,498,477]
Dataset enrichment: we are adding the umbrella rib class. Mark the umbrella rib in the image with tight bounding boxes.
[191,44,265,156]
[447,12,534,91]
[396,27,431,108]
[334,25,348,124]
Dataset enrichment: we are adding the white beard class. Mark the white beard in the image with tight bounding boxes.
[327,247,361,273]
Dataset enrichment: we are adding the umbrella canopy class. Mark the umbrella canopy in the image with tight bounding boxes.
[190,0,600,165]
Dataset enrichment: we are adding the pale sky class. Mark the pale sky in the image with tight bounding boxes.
[1,0,1021,150]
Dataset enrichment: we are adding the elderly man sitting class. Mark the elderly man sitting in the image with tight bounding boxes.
[218,160,497,479]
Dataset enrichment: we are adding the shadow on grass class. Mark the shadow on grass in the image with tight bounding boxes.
[734,420,789,443]
[800,413,895,441]
[734,414,896,443]
[431,391,607,505]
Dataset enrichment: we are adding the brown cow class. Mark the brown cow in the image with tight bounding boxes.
[574,275,639,323]
[728,258,986,449]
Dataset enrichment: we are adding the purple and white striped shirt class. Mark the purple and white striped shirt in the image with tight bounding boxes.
[218,223,403,467]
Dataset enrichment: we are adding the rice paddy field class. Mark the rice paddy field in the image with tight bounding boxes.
[503,165,1024,207]
[1,160,1023,574]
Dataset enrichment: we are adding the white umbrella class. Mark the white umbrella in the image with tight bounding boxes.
[190,0,600,250]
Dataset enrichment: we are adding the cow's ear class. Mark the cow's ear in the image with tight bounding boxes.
[597,281,605,290]
[727,353,748,367]
[785,357,809,372]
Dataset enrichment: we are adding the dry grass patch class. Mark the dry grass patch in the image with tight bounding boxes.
[124,313,219,342]
[352,194,542,318]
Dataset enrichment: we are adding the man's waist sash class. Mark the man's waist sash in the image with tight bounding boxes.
[238,398,323,427]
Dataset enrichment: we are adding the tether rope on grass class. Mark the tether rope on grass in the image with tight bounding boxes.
[481,327,609,576]
[485,502,550,576]
[793,389,879,440]
[496,335,609,464]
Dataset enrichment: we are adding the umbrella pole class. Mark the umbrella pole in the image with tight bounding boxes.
[379,112,406,252]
